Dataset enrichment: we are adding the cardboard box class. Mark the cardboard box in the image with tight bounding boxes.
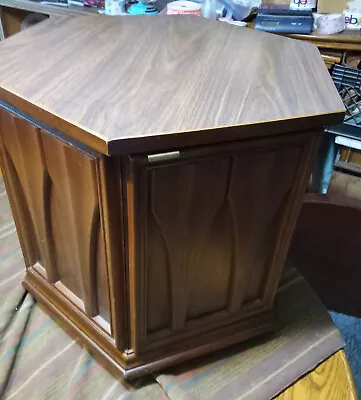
[317,0,348,13]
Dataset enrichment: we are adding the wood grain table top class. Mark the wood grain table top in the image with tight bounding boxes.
[0,15,345,155]
[277,350,357,400]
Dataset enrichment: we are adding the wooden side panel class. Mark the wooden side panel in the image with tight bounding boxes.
[227,148,300,312]
[41,134,82,297]
[42,134,101,316]
[0,107,111,324]
[126,134,314,350]
[148,158,231,332]
[97,157,128,349]
[96,220,110,323]
[0,112,58,282]
[0,110,39,266]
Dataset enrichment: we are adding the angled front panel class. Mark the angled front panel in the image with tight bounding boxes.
[0,107,113,333]
[125,132,318,353]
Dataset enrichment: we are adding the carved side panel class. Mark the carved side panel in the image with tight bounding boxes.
[226,148,300,313]
[127,134,315,350]
[148,158,231,333]
[0,110,40,268]
[0,112,58,281]
[0,107,111,325]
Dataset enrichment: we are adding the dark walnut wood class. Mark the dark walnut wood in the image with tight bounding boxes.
[0,15,345,378]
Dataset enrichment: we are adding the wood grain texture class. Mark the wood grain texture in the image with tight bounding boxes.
[0,107,112,325]
[0,106,336,379]
[276,350,357,400]
[0,108,38,266]
[23,266,121,364]
[23,264,275,379]
[125,131,320,352]
[97,156,128,350]
[0,111,59,282]
[0,18,344,376]
[0,15,344,155]
[43,133,101,316]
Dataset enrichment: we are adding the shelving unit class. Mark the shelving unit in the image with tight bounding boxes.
[0,0,97,39]
[0,0,97,16]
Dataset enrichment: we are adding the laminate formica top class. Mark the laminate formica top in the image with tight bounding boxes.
[0,15,345,155]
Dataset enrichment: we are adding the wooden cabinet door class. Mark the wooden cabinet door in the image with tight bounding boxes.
[0,107,112,330]
[124,132,319,353]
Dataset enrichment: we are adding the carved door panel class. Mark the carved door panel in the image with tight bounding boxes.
[0,107,111,328]
[125,132,315,352]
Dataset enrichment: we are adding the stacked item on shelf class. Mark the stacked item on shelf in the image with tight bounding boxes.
[317,0,361,30]
[257,0,361,34]
[327,65,361,141]
[81,0,105,7]
[40,0,69,5]
[255,4,313,33]
[39,0,99,7]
